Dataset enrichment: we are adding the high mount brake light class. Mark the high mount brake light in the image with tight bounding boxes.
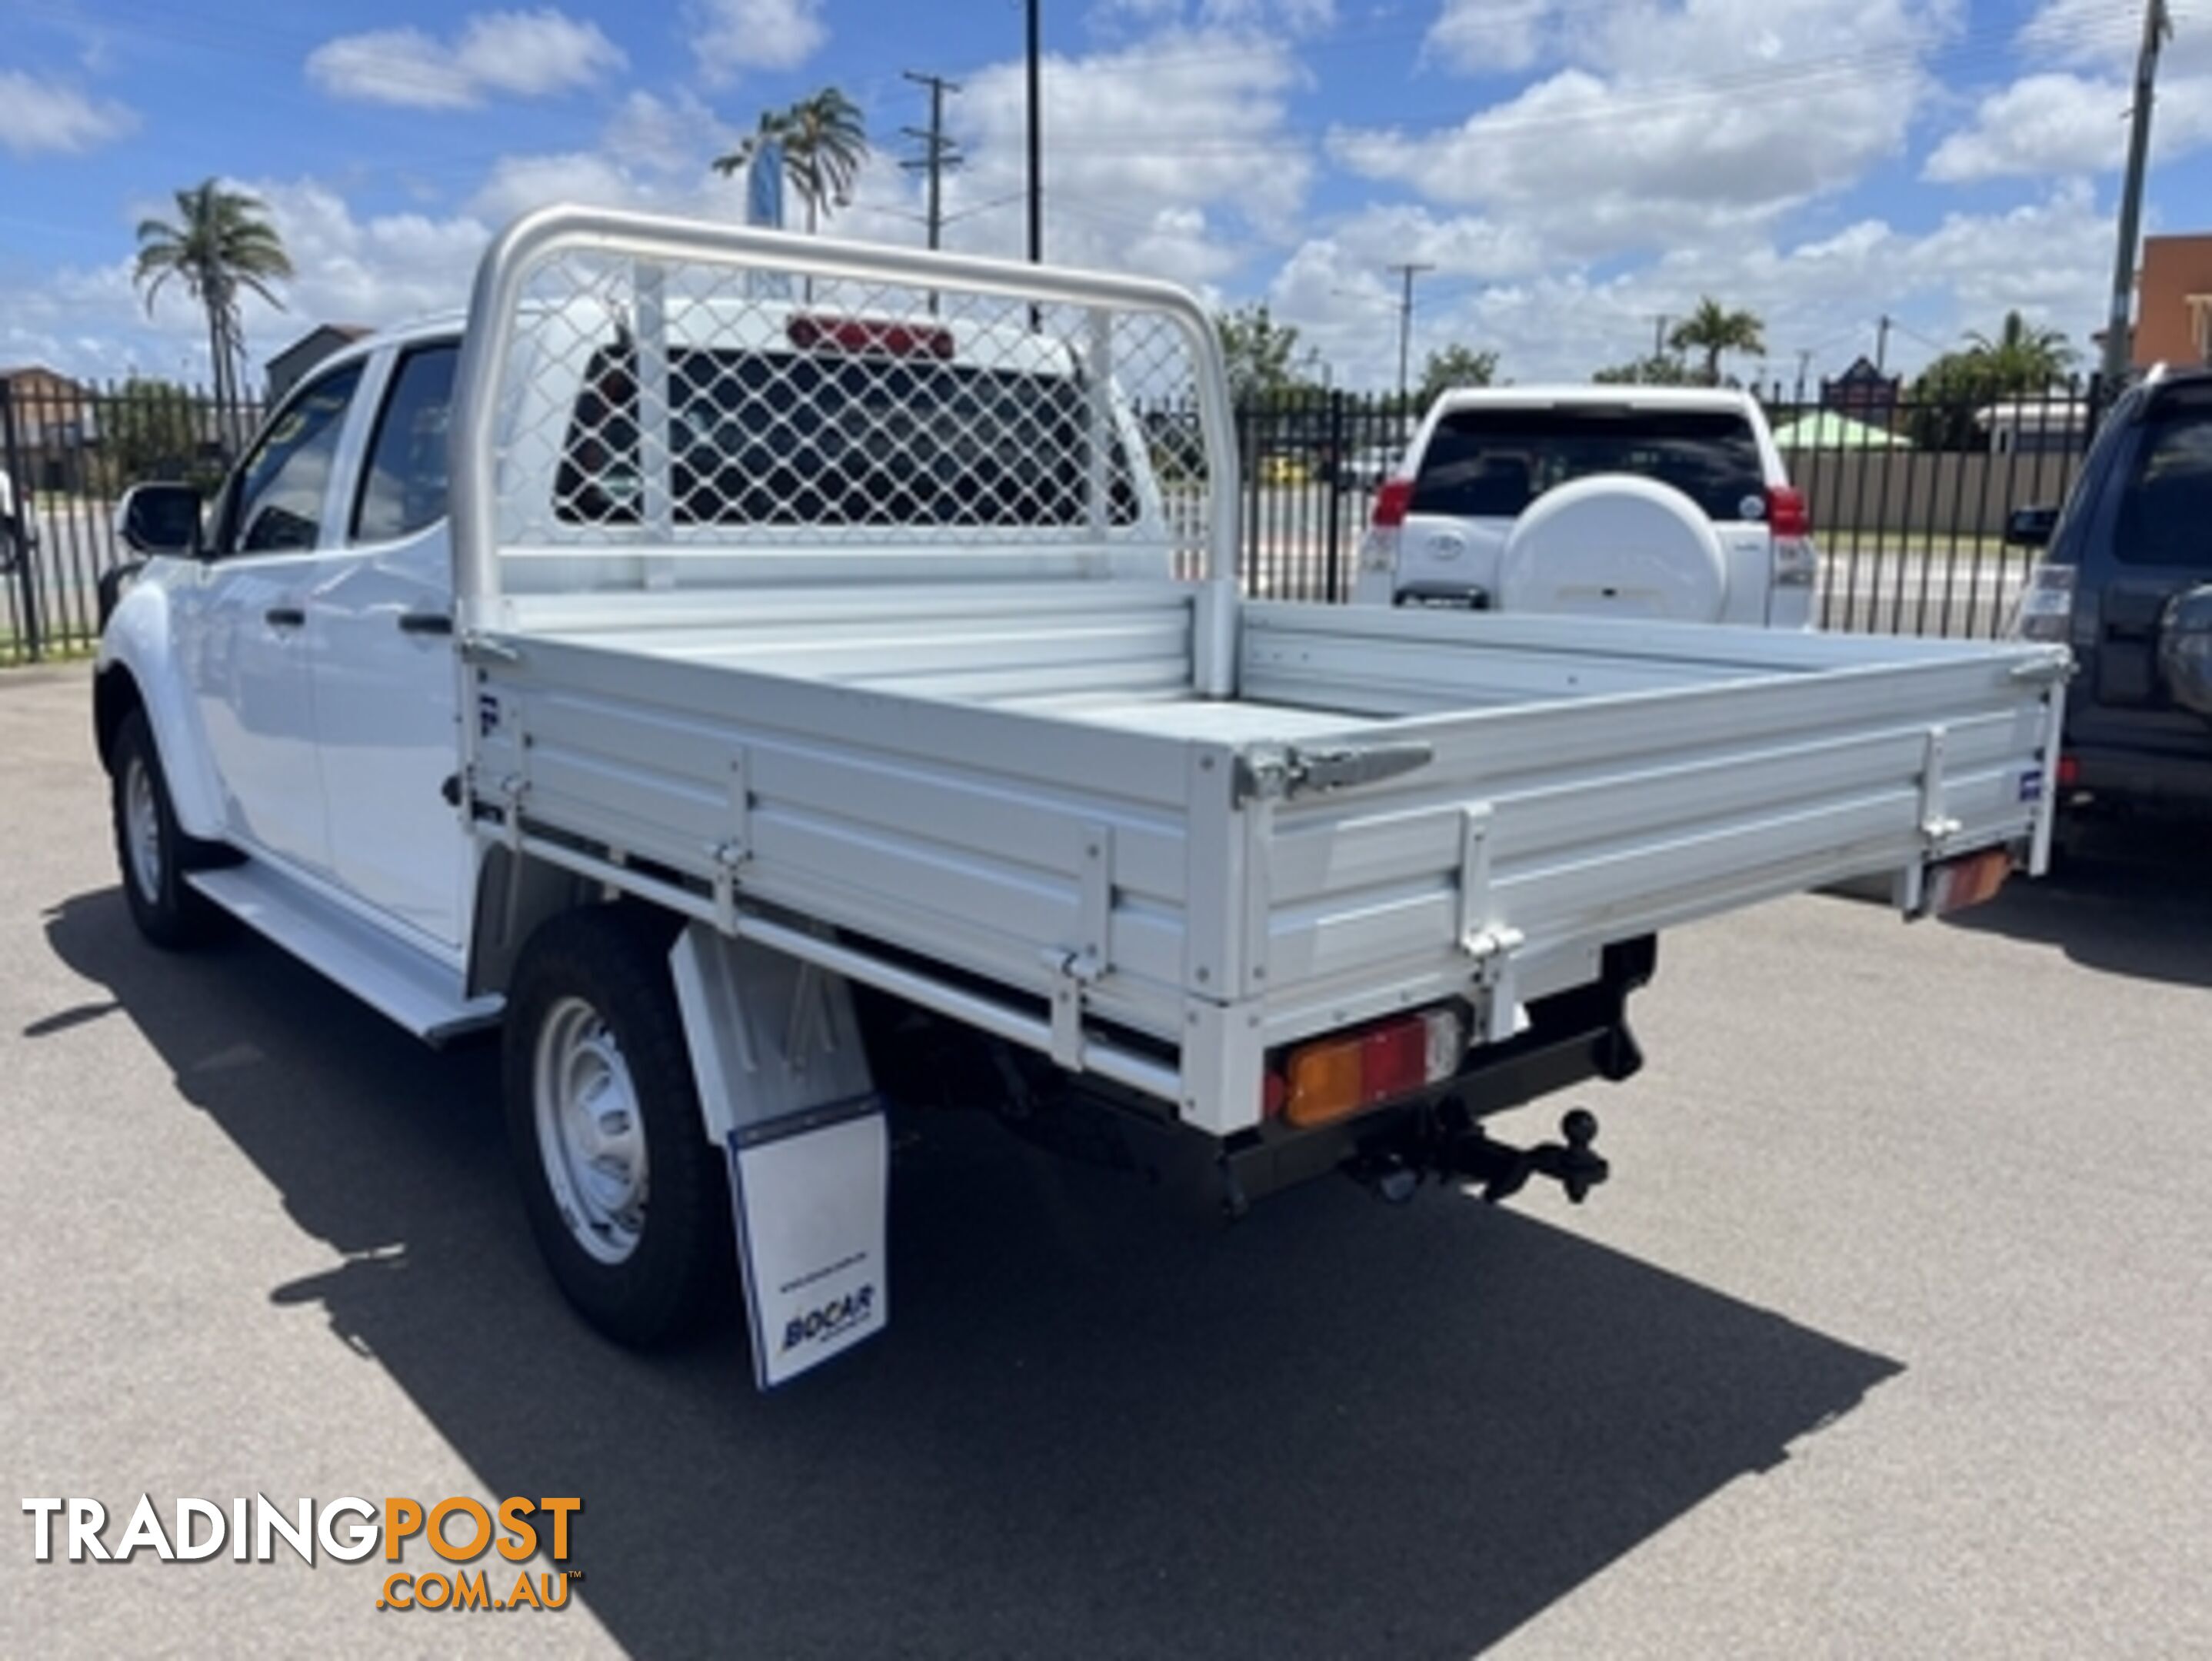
[786,315,957,359]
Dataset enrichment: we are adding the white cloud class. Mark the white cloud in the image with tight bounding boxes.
[1265,184,2110,388]
[603,90,735,175]
[941,27,1312,268]
[1921,72,2212,181]
[1424,0,1554,75]
[687,0,828,82]
[2020,0,2211,75]
[1332,0,1951,262]
[0,71,135,156]
[1921,0,2212,182]
[306,10,625,110]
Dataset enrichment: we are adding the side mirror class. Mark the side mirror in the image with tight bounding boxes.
[116,481,203,558]
[2004,504,2058,550]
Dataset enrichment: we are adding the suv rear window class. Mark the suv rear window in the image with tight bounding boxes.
[2115,406,2212,568]
[555,345,1139,529]
[1411,407,1767,523]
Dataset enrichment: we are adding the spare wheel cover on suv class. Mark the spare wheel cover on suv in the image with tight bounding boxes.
[1500,472,1729,623]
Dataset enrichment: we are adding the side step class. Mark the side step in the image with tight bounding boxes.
[187,864,502,1044]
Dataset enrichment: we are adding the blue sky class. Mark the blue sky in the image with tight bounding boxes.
[4,0,2209,388]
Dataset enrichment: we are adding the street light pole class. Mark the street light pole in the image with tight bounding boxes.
[1025,0,1043,268]
[2102,0,2171,381]
[1387,262,1433,410]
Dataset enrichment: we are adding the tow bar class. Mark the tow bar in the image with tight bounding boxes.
[1449,1106,1608,1204]
[1349,1098,1610,1207]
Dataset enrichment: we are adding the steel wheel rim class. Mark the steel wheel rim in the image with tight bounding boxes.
[532,995,648,1265]
[124,755,163,904]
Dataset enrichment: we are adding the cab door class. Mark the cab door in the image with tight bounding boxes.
[172,361,368,873]
[305,340,469,948]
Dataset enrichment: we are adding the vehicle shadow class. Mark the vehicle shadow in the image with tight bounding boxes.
[1943,819,2212,989]
[40,887,1900,1661]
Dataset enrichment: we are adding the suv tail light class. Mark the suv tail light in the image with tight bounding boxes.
[1765,485,1816,590]
[2010,563,2077,642]
[1360,477,1413,586]
[1371,478,1413,529]
[1764,484,1811,538]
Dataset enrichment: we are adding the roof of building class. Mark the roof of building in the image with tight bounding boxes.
[265,324,373,371]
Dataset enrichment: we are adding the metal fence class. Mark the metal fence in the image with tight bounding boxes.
[1225,378,2113,632]
[2,375,262,663]
[0,370,2109,664]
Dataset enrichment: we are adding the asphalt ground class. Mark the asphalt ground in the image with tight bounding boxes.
[2,663,2207,1659]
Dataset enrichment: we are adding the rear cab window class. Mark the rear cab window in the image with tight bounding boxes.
[555,337,1141,530]
[1412,407,1769,524]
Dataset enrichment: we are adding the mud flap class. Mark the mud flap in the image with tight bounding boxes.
[728,1109,888,1389]
[669,921,888,1390]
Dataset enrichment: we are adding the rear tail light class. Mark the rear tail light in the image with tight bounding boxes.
[2056,754,2080,789]
[1766,485,1817,590]
[1275,1006,1465,1128]
[1371,478,1413,529]
[1764,484,1811,538]
[2010,563,2077,642]
[1361,477,1413,581]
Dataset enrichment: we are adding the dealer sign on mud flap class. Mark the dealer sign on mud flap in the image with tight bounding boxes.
[728,1107,890,1390]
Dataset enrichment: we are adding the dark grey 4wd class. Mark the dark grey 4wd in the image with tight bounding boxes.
[2008,368,2212,817]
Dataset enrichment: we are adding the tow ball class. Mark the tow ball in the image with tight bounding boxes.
[1348,1101,1611,1207]
[1452,1107,1608,1204]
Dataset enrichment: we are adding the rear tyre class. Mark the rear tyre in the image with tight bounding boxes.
[502,906,731,1347]
[110,707,220,949]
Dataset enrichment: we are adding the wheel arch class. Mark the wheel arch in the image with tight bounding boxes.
[94,580,227,841]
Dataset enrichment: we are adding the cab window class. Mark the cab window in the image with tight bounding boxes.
[222,364,364,554]
[352,344,458,544]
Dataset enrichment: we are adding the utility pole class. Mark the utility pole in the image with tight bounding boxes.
[2104,0,2172,381]
[1388,261,1433,409]
[1875,314,1892,373]
[1652,314,1673,359]
[1024,0,1043,268]
[900,72,963,252]
[1795,347,1813,389]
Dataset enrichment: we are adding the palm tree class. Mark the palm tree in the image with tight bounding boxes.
[1964,311,2075,393]
[133,178,293,431]
[1668,298,1767,386]
[713,87,868,235]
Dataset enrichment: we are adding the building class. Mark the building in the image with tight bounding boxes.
[265,324,371,400]
[0,365,97,492]
[1819,356,1901,425]
[2133,234,2212,368]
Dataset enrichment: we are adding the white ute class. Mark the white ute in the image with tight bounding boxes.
[95,208,2066,1386]
[1354,386,1818,627]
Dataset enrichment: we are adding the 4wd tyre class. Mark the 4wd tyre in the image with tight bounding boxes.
[109,707,220,949]
[502,907,731,1347]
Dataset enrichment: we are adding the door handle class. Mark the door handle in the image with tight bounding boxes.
[397,611,454,637]
[265,605,305,628]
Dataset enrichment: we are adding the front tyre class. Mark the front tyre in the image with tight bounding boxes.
[502,907,731,1347]
[110,707,218,949]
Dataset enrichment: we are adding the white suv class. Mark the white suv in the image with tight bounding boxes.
[1351,386,1817,627]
